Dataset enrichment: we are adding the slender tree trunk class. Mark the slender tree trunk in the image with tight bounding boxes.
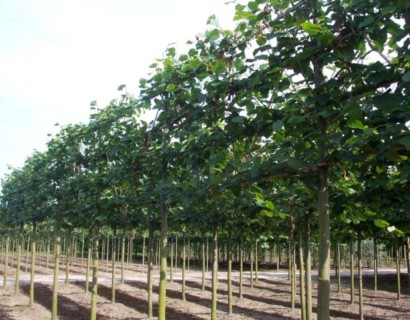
[52,221,61,320]
[337,242,341,293]
[250,241,254,289]
[121,235,125,285]
[65,232,71,286]
[406,236,410,292]
[277,238,281,271]
[175,235,178,270]
[142,236,146,274]
[304,212,312,320]
[158,171,168,320]
[255,239,259,283]
[373,237,378,291]
[29,222,37,307]
[147,227,154,319]
[170,241,174,283]
[239,234,243,299]
[111,232,116,303]
[25,236,29,274]
[395,236,401,300]
[106,234,110,273]
[227,229,232,315]
[90,231,99,320]
[358,227,364,320]
[211,226,218,320]
[81,232,85,269]
[15,224,24,295]
[3,234,9,288]
[182,235,186,302]
[349,236,354,304]
[299,232,306,320]
[85,245,91,293]
[201,233,206,291]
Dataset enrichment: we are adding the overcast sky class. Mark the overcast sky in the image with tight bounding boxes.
[0,0,238,180]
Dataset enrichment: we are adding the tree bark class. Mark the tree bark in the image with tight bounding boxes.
[52,221,61,320]
[29,222,37,307]
[90,231,99,320]
[211,226,218,320]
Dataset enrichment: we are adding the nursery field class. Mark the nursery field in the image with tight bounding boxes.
[0,256,409,320]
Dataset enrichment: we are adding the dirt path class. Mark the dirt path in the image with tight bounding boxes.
[0,257,409,319]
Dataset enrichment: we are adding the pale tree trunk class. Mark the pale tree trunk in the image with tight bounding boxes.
[85,244,91,293]
[90,230,99,320]
[29,222,37,307]
[121,235,125,285]
[299,232,306,320]
[147,227,154,319]
[182,235,186,302]
[358,227,364,320]
[304,212,312,320]
[201,233,206,291]
[52,221,61,320]
[3,234,9,288]
[227,229,232,315]
[169,241,174,283]
[373,237,378,291]
[349,236,354,304]
[211,226,218,320]
[239,234,243,299]
[395,236,401,300]
[111,232,116,303]
[14,224,24,295]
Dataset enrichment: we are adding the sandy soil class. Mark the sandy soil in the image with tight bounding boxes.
[0,255,409,319]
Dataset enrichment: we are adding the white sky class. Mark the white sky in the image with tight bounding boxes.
[0,0,238,180]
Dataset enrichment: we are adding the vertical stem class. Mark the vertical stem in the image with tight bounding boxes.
[373,237,378,291]
[406,236,410,292]
[111,232,116,303]
[121,235,125,285]
[239,234,243,299]
[3,234,9,288]
[182,235,186,302]
[170,241,174,283]
[358,227,364,320]
[147,227,154,319]
[90,231,99,320]
[29,223,37,307]
[201,233,206,291]
[14,224,23,295]
[304,212,312,320]
[395,236,401,300]
[85,244,91,293]
[299,232,306,320]
[52,221,61,320]
[350,236,354,304]
[211,226,218,320]
[142,236,146,274]
[227,229,232,315]
[337,242,341,293]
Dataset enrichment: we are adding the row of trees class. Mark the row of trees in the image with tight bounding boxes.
[1,0,409,319]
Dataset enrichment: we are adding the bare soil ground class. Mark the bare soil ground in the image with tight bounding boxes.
[0,255,409,319]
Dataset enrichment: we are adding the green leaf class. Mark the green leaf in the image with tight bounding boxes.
[347,120,365,130]
[272,120,284,131]
[165,84,176,92]
[398,136,410,147]
[300,22,322,36]
[117,84,126,91]
[374,219,389,228]
[232,116,245,123]
[402,71,410,82]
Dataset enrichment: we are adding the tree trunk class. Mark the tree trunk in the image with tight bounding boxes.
[406,236,410,292]
[65,232,71,286]
[121,235,125,285]
[304,212,312,320]
[373,237,378,291]
[14,224,24,295]
[201,233,206,291]
[158,181,168,320]
[211,226,218,320]
[299,232,306,320]
[90,231,99,320]
[52,221,61,320]
[169,241,174,283]
[337,242,341,293]
[227,229,232,315]
[111,232,116,303]
[239,233,243,299]
[147,227,154,318]
[29,222,37,307]
[358,227,364,320]
[255,239,259,283]
[142,236,146,274]
[182,235,186,302]
[3,234,9,288]
[85,244,91,293]
[349,236,354,304]
[395,236,401,300]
